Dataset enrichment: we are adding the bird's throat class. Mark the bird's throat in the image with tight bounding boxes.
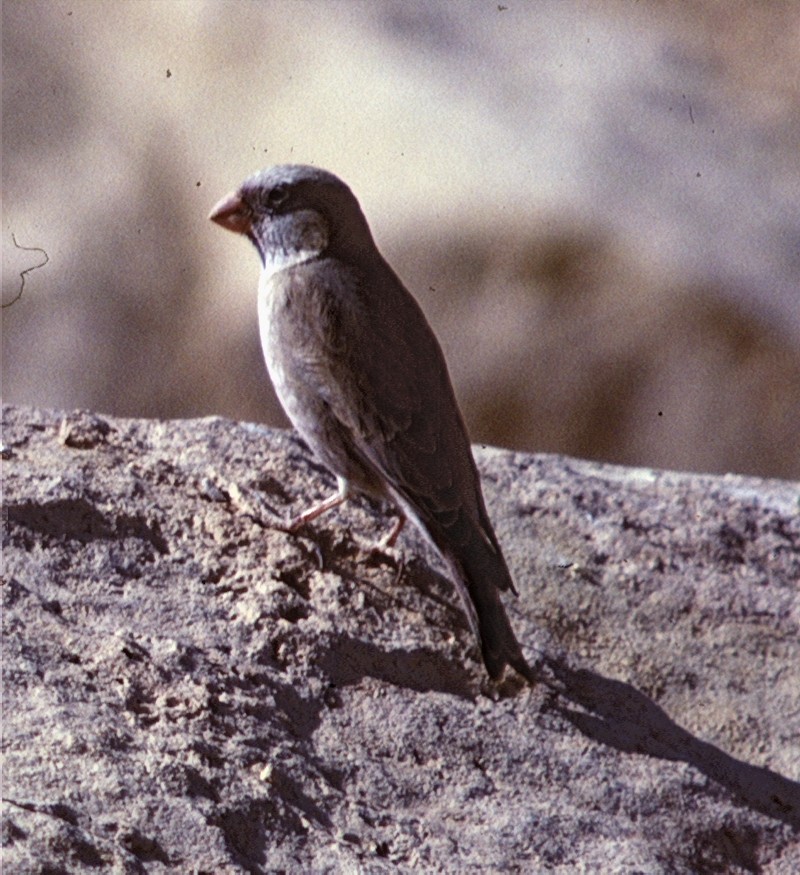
[260,209,329,280]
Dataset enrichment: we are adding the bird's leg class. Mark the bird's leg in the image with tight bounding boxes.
[378,513,406,550]
[287,477,350,533]
[286,476,405,557]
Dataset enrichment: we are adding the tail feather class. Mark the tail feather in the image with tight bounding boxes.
[443,527,536,682]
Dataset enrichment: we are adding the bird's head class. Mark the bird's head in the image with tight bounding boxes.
[209,164,375,273]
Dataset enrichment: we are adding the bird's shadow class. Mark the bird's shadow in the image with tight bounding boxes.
[315,622,800,831]
[388,541,800,830]
[318,635,477,701]
[274,493,800,831]
[542,654,800,830]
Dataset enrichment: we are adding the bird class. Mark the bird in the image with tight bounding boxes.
[209,164,534,682]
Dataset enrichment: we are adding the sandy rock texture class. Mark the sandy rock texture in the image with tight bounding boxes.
[2,405,799,873]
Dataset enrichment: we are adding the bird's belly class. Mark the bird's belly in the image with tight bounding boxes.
[257,273,387,501]
[257,276,319,431]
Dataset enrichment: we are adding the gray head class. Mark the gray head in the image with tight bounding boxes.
[209,164,376,267]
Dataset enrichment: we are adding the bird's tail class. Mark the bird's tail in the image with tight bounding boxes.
[443,525,536,682]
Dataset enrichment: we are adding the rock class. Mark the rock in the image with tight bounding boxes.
[2,405,798,872]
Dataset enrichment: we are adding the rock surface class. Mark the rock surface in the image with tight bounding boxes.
[2,405,799,873]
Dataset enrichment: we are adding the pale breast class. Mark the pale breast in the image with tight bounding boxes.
[255,266,389,500]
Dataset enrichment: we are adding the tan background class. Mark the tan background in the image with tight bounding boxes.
[3,0,799,478]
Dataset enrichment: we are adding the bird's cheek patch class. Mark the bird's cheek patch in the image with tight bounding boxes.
[260,211,331,279]
[293,208,330,255]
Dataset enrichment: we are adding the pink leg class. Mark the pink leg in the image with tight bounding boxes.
[287,477,350,532]
[284,477,405,551]
[379,514,406,549]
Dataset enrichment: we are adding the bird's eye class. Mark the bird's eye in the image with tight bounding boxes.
[267,185,289,209]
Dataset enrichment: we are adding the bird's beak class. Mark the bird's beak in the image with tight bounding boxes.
[208,191,252,235]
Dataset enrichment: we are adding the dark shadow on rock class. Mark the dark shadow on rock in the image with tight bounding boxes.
[545,656,800,829]
[1,799,111,869]
[3,798,80,826]
[121,828,172,865]
[319,635,476,700]
[212,794,326,874]
[5,498,168,553]
[183,765,221,803]
[268,768,333,830]
[212,802,272,874]
[270,678,326,740]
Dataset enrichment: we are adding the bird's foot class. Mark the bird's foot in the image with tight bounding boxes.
[376,514,406,551]
[363,515,406,573]
[228,480,350,535]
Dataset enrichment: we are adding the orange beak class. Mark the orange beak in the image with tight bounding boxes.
[208,191,252,234]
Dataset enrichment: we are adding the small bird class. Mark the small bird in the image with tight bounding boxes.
[210,165,533,681]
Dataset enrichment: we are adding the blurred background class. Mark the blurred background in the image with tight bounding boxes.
[3,0,799,479]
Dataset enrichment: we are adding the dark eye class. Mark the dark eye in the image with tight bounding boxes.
[267,185,289,209]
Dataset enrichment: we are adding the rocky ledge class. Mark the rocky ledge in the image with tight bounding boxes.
[2,405,798,872]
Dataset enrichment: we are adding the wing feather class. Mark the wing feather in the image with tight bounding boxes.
[283,254,484,544]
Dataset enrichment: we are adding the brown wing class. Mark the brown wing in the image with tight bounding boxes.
[282,254,528,677]
[285,254,494,551]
